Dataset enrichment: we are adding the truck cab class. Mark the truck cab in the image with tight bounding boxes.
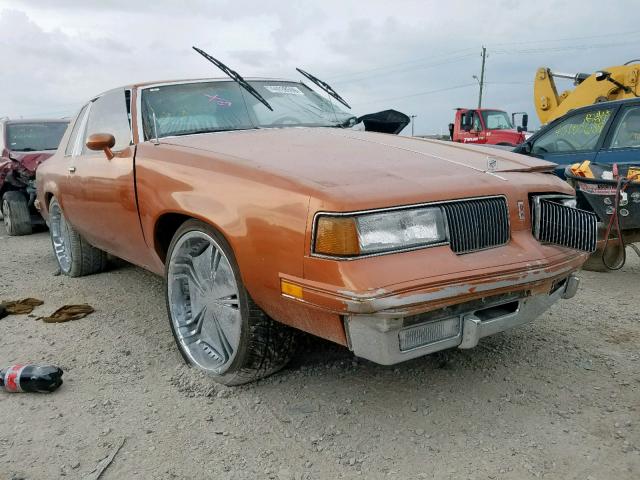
[449,108,528,147]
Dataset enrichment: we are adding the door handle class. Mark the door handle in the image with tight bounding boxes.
[68,166,76,173]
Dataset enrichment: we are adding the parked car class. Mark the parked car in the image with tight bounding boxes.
[37,77,596,385]
[513,99,640,270]
[1,118,69,235]
[513,98,640,178]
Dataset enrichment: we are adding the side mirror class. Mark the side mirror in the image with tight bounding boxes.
[522,140,533,154]
[521,114,528,132]
[86,133,116,160]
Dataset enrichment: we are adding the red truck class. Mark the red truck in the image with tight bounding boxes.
[448,108,528,147]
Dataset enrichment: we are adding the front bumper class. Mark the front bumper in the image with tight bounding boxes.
[344,274,579,365]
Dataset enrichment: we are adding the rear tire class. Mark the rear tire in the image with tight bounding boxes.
[2,191,32,236]
[48,197,108,277]
[165,220,296,385]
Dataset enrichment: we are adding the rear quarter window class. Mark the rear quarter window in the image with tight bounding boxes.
[65,104,90,156]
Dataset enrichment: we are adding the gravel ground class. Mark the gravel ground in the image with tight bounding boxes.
[1,224,639,480]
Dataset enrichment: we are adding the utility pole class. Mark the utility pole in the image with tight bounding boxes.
[478,46,487,109]
[410,115,417,136]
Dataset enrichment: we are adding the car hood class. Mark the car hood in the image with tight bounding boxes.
[161,128,561,207]
[164,127,554,175]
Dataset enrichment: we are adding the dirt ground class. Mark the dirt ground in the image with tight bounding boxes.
[1,224,639,480]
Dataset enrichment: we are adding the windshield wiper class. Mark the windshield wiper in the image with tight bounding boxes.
[192,46,273,112]
[295,68,351,109]
[172,127,258,137]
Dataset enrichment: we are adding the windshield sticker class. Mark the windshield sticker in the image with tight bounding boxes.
[264,85,304,95]
[205,94,232,107]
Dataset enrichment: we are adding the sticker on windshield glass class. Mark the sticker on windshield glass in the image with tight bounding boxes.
[264,85,304,95]
[204,94,232,107]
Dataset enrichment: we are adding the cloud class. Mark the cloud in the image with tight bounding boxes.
[1,1,639,133]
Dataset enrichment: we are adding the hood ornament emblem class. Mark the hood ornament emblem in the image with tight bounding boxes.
[486,156,497,172]
[517,200,526,220]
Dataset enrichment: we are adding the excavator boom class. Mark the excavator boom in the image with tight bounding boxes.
[534,62,640,124]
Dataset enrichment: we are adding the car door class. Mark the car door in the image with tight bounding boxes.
[58,103,90,214]
[65,88,148,265]
[594,102,640,168]
[528,105,617,178]
[457,111,483,144]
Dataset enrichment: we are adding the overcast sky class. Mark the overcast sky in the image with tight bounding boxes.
[1,0,639,135]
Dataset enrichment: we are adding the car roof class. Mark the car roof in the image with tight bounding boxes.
[128,77,300,89]
[88,77,303,102]
[567,97,640,112]
[1,118,70,124]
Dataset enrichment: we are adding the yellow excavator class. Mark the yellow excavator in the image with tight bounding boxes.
[534,60,640,124]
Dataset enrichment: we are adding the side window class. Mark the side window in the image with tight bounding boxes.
[532,108,612,154]
[83,89,132,154]
[472,112,482,131]
[64,104,89,156]
[609,106,640,149]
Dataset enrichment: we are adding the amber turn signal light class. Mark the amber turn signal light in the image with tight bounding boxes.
[281,279,303,299]
[314,216,361,256]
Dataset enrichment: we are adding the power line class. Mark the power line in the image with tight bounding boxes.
[486,29,640,48]
[355,83,476,106]
[493,39,639,55]
[326,47,477,81]
[324,29,640,84]
[332,53,476,86]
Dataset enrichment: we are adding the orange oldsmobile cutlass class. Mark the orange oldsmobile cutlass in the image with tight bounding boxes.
[36,66,597,385]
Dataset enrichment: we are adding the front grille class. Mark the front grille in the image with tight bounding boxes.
[441,197,510,254]
[533,199,597,253]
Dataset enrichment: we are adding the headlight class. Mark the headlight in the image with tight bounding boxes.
[314,207,448,257]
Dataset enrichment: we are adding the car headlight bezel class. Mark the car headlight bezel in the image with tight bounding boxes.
[312,206,449,259]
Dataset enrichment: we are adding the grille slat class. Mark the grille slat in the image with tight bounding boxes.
[534,199,597,253]
[441,197,510,254]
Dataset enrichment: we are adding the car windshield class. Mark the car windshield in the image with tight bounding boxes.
[481,110,513,130]
[140,80,354,140]
[6,122,69,151]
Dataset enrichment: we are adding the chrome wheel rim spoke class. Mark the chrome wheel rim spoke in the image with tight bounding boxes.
[50,203,71,272]
[2,200,10,230]
[168,231,241,373]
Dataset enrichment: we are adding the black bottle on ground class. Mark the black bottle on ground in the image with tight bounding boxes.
[0,365,64,393]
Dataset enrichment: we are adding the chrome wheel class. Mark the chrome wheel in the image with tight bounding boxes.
[49,201,72,273]
[167,230,242,374]
[2,199,10,231]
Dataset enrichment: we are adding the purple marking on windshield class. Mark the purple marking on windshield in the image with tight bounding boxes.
[205,94,232,107]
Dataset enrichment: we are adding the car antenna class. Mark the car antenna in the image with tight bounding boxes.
[295,68,351,109]
[192,46,273,111]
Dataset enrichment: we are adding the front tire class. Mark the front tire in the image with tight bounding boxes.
[166,220,296,385]
[2,191,32,236]
[48,197,108,277]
